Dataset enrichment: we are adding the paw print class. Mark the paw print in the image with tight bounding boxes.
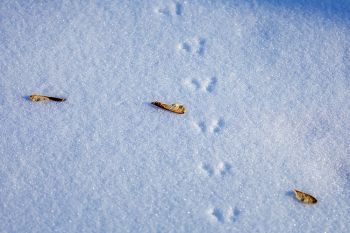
[199,162,231,177]
[193,118,225,134]
[184,77,217,93]
[209,118,225,133]
[177,37,207,56]
[207,206,241,224]
[156,2,183,16]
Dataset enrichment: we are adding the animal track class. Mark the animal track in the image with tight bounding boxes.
[209,118,225,133]
[181,42,192,53]
[205,77,217,93]
[177,37,207,56]
[209,208,225,223]
[197,38,206,56]
[226,207,241,223]
[184,77,217,93]
[216,162,232,176]
[207,206,240,224]
[199,162,231,177]
[200,163,214,176]
[175,2,183,16]
[193,118,225,134]
[156,2,183,16]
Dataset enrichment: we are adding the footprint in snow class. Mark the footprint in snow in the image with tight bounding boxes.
[207,206,241,224]
[177,37,207,57]
[155,2,183,17]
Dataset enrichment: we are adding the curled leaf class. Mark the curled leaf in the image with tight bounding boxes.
[294,189,317,204]
[151,101,186,114]
[29,95,66,102]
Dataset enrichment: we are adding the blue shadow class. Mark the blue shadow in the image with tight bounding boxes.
[224,0,350,25]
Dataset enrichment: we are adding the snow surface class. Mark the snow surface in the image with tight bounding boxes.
[1,0,350,232]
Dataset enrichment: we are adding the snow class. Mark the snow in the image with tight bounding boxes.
[1,0,350,232]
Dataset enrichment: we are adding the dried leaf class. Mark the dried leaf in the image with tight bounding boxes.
[294,189,317,204]
[29,95,66,102]
[151,101,186,114]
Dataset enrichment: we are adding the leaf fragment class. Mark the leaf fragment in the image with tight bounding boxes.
[294,189,317,204]
[29,95,66,102]
[151,101,186,114]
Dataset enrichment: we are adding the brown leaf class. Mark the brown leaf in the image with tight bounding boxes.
[29,95,66,102]
[294,189,317,204]
[151,101,186,114]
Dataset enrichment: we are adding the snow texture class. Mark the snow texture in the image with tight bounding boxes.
[1,0,350,232]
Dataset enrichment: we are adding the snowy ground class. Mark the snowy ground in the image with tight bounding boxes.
[1,0,350,232]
